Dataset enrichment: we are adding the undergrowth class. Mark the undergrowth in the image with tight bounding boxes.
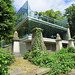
[0,48,15,75]
[23,47,75,75]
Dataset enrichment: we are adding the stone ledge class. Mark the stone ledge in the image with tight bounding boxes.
[13,52,21,58]
[36,68,50,75]
[9,68,27,75]
[9,68,50,75]
[68,71,75,75]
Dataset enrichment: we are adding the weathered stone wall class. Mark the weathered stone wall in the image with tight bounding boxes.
[45,43,56,51]
[20,41,31,56]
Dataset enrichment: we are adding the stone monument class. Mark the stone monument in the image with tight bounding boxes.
[56,33,62,52]
[12,31,21,57]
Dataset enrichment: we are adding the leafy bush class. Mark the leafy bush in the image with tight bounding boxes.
[56,47,68,54]
[67,47,75,53]
[23,50,30,59]
[23,47,75,75]
[31,50,41,58]
[0,48,15,75]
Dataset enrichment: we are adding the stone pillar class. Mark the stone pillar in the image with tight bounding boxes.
[68,39,74,47]
[12,31,21,57]
[56,33,62,52]
[66,23,71,40]
[66,23,74,47]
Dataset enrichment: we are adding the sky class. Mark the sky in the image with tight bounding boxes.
[13,0,75,14]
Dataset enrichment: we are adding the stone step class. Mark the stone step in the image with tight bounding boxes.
[9,68,50,75]
[9,68,27,75]
[68,71,75,75]
[36,68,50,75]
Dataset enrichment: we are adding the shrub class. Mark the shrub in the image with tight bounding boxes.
[23,50,30,59]
[28,56,33,62]
[31,50,41,58]
[0,48,15,75]
[56,47,68,54]
[67,47,75,53]
[23,48,75,75]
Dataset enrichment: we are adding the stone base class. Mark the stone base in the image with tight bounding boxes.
[68,39,74,47]
[13,52,21,58]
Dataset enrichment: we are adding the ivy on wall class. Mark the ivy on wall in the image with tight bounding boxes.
[31,27,47,51]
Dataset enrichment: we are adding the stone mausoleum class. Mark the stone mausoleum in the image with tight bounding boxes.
[15,0,74,56]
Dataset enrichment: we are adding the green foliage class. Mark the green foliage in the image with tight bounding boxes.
[23,50,30,59]
[67,46,75,53]
[39,9,64,21]
[28,50,49,66]
[32,28,42,50]
[24,47,75,75]
[0,0,16,40]
[0,48,15,74]
[31,50,41,58]
[34,11,38,15]
[32,28,46,51]
[56,47,68,54]
[64,4,75,37]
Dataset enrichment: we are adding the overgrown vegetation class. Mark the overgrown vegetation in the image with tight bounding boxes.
[23,27,75,75]
[0,0,16,41]
[32,28,43,50]
[0,48,15,75]
[23,50,30,59]
[23,47,75,75]
[31,28,47,51]
[67,46,75,53]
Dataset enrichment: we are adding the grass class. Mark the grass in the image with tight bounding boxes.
[9,58,39,72]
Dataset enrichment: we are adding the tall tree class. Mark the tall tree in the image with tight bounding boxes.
[64,4,75,38]
[39,9,64,21]
[0,0,16,40]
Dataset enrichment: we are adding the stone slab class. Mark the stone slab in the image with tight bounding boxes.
[36,68,50,75]
[68,71,75,75]
[9,68,27,75]
[9,68,50,75]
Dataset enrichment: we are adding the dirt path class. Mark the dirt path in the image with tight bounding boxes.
[8,58,75,75]
[9,58,39,73]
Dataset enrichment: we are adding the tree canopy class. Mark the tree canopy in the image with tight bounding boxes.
[64,4,75,38]
[38,9,64,21]
[0,0,16,40]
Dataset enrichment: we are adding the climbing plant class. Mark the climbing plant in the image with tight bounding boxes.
[31,27,47,51]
